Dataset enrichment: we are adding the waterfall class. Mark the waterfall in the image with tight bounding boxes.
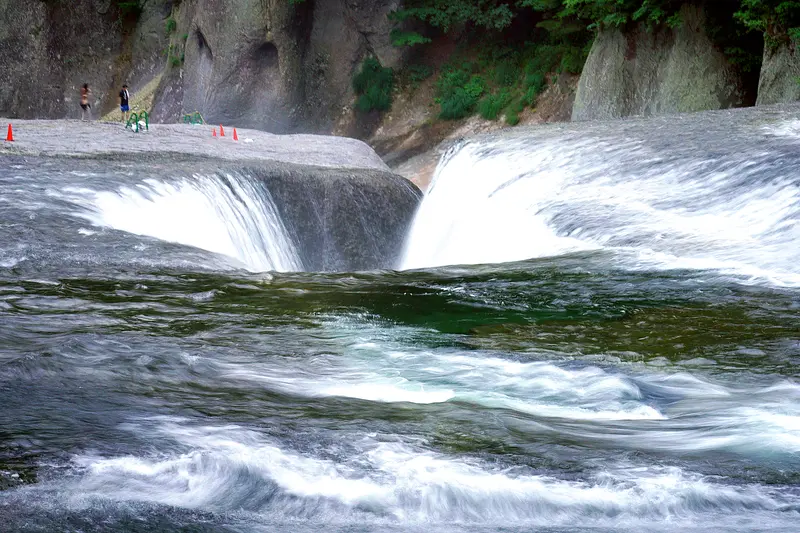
[72,172,303,272]
[401,119,800,287]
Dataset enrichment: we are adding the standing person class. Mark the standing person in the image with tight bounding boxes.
[119,84,131,123]
[80,83,91,121]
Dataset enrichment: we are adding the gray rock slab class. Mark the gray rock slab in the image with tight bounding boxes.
[0,119,389,171]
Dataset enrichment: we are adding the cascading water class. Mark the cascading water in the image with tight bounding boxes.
[1,107,799,533]
[402,118,800,286]
[67,172,302,272]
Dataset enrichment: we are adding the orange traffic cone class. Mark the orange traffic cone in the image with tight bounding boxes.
[5,123,13,142]
[219,125,225,137]
[212,128,217,137]
[233,128,238,141]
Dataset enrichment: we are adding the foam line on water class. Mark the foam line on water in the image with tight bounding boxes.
[60,420,795,527]
[212,320,800,457]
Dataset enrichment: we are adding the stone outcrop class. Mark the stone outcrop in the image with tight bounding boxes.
[0,119,421,272]
[0,0,170,119]
[757,39,800,105]
[573,4,746,121]
[152,0,402,133]
[0,120,390,171]
[254,165,422,271]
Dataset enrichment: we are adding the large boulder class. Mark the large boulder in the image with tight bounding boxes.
[252,164,422,271]
[757,39,800,105]
[572,4,746,121]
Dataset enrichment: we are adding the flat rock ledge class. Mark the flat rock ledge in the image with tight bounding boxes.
[0,120,390,172]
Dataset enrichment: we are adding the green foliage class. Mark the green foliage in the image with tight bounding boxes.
[705,3,764,73]
[385,0,781,125]
[433,38,589,122]
[478,89,512,119]
[405,63,434,89]
[436,64,486,119]
[165,42,185,68]
[505,99,524,125]
[390,0,687,40]
[116,0,143,18]
[559,43,590,73]
[522,72,546,106]
[493,59,521,86]
[505,109,521,125]
[439,89,474,118]
[557,0,683,28]
[390,0,516,32]
[524,44,562,76]
[735,0,800,44]
[391,30,432,47]
[165,17,177,35]
[353,57,395,112]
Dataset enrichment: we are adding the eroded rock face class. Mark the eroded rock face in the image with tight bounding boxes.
[0,0,53,118]
[757,40,800,105]
[0,0,170,119]
[572,4,746,121]
[152,0,401,133]
[251,164,422,271]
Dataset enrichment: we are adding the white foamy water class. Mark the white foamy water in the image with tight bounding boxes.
[210,320,800,458]
[64,420,794,528]
[63,173,302,272]
[402,132,800,286]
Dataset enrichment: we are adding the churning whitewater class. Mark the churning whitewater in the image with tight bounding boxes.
[402,114,800,287]
[64,172,302,272]
[1,106,799,533]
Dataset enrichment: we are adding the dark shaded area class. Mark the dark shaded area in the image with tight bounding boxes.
[253,41,279,69]
[196,29,212,59]
[242,164,422,271]
[705,1,765,107]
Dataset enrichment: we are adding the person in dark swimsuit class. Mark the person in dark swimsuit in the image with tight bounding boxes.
[80,84,91,121]
[119,84,131,123]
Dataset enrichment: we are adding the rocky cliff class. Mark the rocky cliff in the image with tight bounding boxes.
[0,0,170,119]
[0,0,401,134]
[152,0,401,134]
[757,39,800,105]
[572,4,748,121]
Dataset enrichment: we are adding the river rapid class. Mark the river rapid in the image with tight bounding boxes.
[1,108,799,532]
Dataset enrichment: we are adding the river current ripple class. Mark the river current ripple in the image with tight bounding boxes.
[1,143,799,532]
